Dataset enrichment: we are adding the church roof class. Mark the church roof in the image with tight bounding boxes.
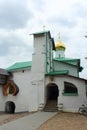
[7,57,82,72]
[53,57,80,66]
[7,61,32,72]
[7,57,83,73]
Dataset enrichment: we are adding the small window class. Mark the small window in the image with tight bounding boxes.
[62,82,78,96]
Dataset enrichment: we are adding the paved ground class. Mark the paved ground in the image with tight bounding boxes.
[37,112,87,130]
[0,112,32,125]
[0,111,57,130]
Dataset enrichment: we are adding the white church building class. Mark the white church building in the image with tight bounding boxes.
[0,30,87,113]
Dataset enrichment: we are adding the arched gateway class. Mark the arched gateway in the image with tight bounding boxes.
[5,101,15,113]
[44,83,59,111]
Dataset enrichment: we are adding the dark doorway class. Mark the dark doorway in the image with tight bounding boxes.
[46,83,59,105]
[5,101,15,114]
[44,83,59,111]
[47,83,59,100]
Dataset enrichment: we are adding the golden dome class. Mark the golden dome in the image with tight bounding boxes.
[55,37,66,50]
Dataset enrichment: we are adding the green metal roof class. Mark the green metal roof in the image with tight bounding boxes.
[7,61,32,72]
[46,70,69,76]
[53,58,80,66]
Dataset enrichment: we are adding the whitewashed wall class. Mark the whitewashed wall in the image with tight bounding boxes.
[0,69,31,113]
[12,69,32,112]
[29,77,45,111]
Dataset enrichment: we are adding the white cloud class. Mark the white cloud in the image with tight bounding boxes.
[0,0,87,78]
[0,0,33,29]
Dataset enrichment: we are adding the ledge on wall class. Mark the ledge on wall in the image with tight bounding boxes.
[62,93,78,96]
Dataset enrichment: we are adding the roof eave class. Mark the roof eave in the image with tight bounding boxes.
[45,70,69,76]
[30,30,50,36]
[7,66,31,72]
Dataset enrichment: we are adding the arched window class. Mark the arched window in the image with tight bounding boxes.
[62,82,78,96]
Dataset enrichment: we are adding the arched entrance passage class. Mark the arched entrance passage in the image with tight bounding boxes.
[47,83,59,100]
[5,101,15,114]
[46,83,59,106]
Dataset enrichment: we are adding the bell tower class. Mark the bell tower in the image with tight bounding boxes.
[30,30,55,111]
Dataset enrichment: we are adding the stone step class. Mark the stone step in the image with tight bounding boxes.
[44,100,58,112]
[44,108,58,112]
[45,106,58,108]
[44,109,58,112]
[44,106,58,112]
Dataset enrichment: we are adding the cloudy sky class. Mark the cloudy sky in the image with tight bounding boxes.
[0,0,87,78]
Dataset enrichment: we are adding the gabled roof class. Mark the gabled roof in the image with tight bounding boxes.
[7,61,32,72]
[53,57,80,66]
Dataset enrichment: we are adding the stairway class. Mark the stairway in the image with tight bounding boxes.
[44,100,58,112]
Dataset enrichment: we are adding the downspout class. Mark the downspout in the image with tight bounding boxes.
[45,32,48,73]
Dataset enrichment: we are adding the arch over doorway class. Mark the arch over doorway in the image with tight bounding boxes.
[46,83,59,105]
[5,101,15,114]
